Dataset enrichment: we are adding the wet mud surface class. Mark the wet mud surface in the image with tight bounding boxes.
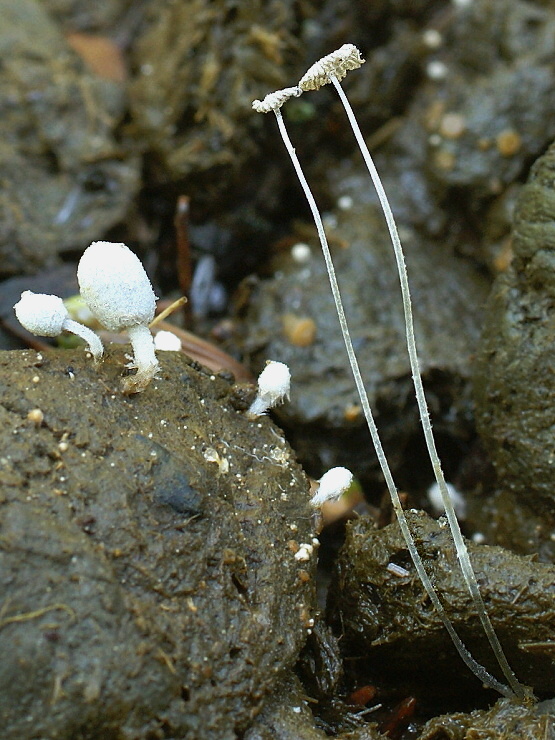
[474,141,555,561]
[2,0,555,737]
[328,512,555,702]
[239,176,489,494]
[0,347,315,739]
[0,0,139,276]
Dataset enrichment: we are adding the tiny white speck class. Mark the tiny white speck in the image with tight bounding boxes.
[337,195,353,210]
[291,242,311,263]
[426,60,448,81]
[387,562,410,577]
[422,29,442,49]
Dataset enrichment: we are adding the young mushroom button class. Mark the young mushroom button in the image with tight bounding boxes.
[77,241,159,393]
[14,290,103,361]
[247,361,291,419]
[310,467,353,508]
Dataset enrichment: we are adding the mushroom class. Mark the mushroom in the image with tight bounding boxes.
[77,241,159,394]
[246,361,291,418]
[310,467,353,508]
[14,290,103,361]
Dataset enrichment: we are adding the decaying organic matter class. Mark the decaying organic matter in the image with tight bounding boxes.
[327,512,555,700]
[474,139,555,561]
[0,347,315,739]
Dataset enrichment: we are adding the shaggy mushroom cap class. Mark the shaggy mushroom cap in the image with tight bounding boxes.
[77,241,159,393]
[77,241,157,333]
[14,291,69,337]
[247,361,291,418]
[311,467,353,507]
[14,290,104,361]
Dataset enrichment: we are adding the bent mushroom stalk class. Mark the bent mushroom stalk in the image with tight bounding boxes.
[14,290,104,361]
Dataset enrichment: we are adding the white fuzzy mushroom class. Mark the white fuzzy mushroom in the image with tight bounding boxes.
[247,361,291,418]
[14,290,103,360]
[310,467,353,507]
[77,241,159,393]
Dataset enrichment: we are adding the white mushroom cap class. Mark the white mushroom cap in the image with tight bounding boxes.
[247,360,291,417]
[14,291,69,336]
[77,241,157,332]
[13,290,104,360]
[311,466,353,507]
[257,361,291,402]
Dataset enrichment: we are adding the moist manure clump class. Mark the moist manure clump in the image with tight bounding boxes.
[0,347,315,740]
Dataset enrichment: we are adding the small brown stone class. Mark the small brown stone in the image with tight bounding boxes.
[27,408,44,425]
[344,403,362,422]
[496,129,522,157]
[282,313,317,347]
[434,149,456,171]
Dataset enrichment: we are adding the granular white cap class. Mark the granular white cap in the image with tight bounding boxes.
[311,466,353,507]
[14,291,69,336]
[77,241,159,392]
[13,290,104,360]
[77,241,157,332]
[247,360,291,417]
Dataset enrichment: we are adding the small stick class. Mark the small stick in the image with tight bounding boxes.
[174,195,193,328]
[150,296,188,328]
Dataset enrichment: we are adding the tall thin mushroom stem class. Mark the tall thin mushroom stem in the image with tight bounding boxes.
[271,106,515,699]
[327,71,529,702]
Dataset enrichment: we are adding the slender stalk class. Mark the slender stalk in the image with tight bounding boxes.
[124,324,159,394]
[330,75,528,700]
[63,318,103,361]
[274,108,513,698]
